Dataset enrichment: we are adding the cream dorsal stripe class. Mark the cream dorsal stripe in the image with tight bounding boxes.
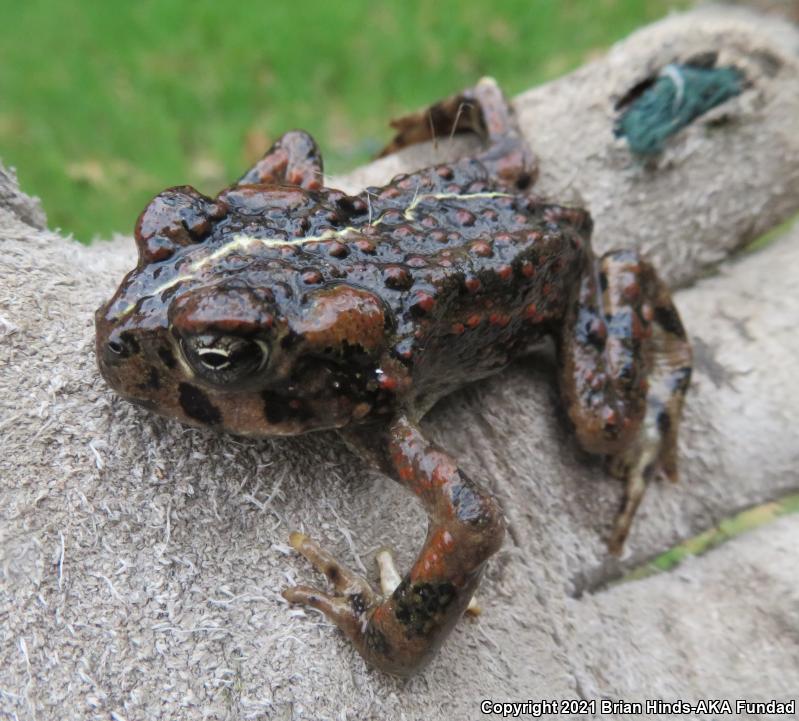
[121,191,514,315]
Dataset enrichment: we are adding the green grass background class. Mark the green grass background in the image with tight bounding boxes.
[1,0,686,242]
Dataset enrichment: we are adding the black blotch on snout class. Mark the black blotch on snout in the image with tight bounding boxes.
[178,382,221,425]
[158,346,177,369]
[121,332,140,354]
[138,367,161,391]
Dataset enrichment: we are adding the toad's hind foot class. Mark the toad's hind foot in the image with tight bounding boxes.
[378,77,537,189]
[605,260,692,554]
[605,405,677,555]
[558,249,692,553]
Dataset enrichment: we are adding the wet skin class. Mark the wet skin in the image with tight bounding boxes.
[96,78,692,677]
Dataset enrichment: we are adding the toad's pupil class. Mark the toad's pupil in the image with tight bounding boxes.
[198,350,231,369]
[107,341,124,355]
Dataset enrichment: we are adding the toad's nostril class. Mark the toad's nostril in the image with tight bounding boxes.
[104,331,140,359]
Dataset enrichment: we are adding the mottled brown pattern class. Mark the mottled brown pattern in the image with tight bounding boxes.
[95,78,691,675]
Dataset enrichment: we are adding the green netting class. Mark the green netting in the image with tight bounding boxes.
[615,64,744,155]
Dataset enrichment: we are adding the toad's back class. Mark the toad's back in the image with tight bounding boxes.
[349,163,592,402]
[128,157,591,406]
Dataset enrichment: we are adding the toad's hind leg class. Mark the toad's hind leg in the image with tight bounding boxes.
[237,130,323,190]
[559,250,692,553]
[378,77,537,189]
[283,415,504,677]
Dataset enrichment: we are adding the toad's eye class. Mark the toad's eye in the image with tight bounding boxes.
[180,334,269,385]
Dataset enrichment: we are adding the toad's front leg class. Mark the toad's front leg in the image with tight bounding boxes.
[282,415,505,677]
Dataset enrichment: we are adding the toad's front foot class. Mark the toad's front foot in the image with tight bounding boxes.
[283,415,505,677]
[284,534,485,675]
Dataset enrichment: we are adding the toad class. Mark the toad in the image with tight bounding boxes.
[95,78,692,677]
